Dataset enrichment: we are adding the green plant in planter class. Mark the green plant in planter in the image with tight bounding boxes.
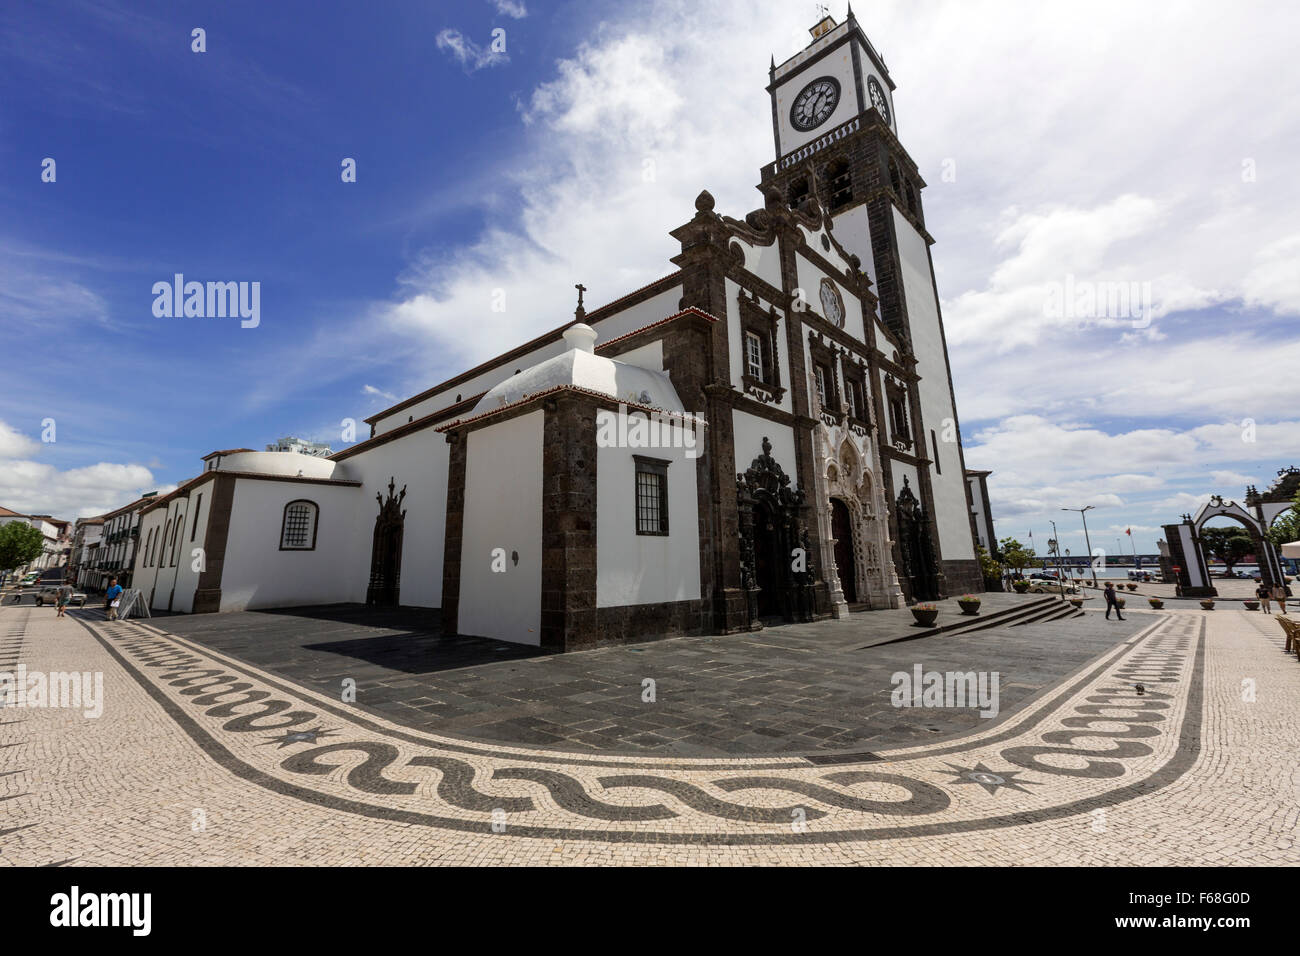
[1115,596,1126,607]
[1148,597,1164,609]
[1069,597,1084,607]
[1012,580,1030,593]
[956,594,981,615]
[910,603,940,626]
[1200,599,1215,610]
[1125,582,1138,590]
[1243,600,1260,610]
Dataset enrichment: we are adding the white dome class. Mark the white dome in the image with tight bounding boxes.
[473,325,687,415]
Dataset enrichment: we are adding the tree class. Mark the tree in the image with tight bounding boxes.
[1199,526,1254,575]
[0,522,45,574]
[1266,491,1300,549]
[998,536,1036,577]
[976,545,1002,590]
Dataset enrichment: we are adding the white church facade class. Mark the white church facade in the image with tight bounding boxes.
[130,10,986,650]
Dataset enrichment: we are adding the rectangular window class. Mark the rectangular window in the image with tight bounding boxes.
[634,456,670,535]
[815,363,831,409]
[744,330,764,380]
[847,379,864,419]
[931,429,942,474]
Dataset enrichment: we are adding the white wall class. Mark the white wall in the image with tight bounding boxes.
[795,251,866,343]
[733,410,798,478]
[828,204,877,292]
[219,481,362,612]
[596,419,701,608]
[336,430,449,609]
[892,206,974,561]
[458,410,543,644]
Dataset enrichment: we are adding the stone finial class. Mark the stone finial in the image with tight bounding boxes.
[695,189,715,213]
[562,322,597,354]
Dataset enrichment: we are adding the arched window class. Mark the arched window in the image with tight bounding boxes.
[280,500,319,551]
[827,159,852,211]
[143,528,154,567]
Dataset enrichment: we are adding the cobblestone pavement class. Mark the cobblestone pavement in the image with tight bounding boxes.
[144,596,1140,755]
[1,603,1297,865]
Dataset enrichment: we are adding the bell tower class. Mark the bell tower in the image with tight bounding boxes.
[760,6,926,347]
[759,8,985,595]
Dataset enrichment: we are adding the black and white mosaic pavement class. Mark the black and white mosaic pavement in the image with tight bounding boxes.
[67,612,1205,845]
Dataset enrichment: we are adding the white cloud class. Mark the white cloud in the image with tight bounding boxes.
[0,420,165,519]
[362,384,398,402]
[435,28,508,73]
[489,0,527,18]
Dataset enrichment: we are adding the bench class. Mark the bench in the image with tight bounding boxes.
[1277,616,1300,660]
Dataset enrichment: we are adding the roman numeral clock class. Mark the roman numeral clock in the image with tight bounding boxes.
[790,76,841,131]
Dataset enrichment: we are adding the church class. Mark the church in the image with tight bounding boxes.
[129,10,985,650]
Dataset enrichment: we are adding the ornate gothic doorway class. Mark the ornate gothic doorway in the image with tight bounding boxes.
[736,437,818,626]
[895,476,939,602]
[830,498,857,603]
[366,478,406,608]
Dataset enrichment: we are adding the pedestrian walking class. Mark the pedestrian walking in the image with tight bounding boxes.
[55,583,72,618]
[1257,583,1271,614]
[1272,581,1288,615]
[1104,581,1125,620]
[105,577,123,621]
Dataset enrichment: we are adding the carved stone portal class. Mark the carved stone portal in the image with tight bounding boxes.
[895,475,939,603]
[736,437,817,627]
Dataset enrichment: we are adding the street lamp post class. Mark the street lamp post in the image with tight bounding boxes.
[1063,505,1098,588]
[1049,519,1065,599]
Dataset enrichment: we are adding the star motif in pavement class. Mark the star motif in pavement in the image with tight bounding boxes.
[258,725,339,748]
[939,761,1041,796]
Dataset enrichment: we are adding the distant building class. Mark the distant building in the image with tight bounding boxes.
[266,436,333,457]
[0,506,69,573]
[88,493,158,590]
[966,470,996,554]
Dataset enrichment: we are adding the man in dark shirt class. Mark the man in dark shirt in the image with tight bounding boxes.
[1104,581,1125,620]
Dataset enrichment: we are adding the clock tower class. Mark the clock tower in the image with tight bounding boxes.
[760,6,926,348]
[759,7,983,596]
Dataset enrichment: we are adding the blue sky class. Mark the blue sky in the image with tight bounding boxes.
[2,0,1299,557]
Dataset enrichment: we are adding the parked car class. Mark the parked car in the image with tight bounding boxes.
[1028,572,1059,580]
[1027,581,1080,594]
[34,584,86,607]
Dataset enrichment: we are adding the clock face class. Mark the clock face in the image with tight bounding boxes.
[790,76,841,132]
[820,278,845,328]
[867,76,890,124]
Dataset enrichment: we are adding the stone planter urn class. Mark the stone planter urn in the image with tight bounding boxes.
[1012,581,1030,594]
[1115,596,1126,608]
[1200,599,1215,610]
[1244,600,1260,610]
[1125,582,1138,591]
[956,596,981,616]
[1069,597,1084,608]
[910,604,939,627]
[1148,597,1164,609]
